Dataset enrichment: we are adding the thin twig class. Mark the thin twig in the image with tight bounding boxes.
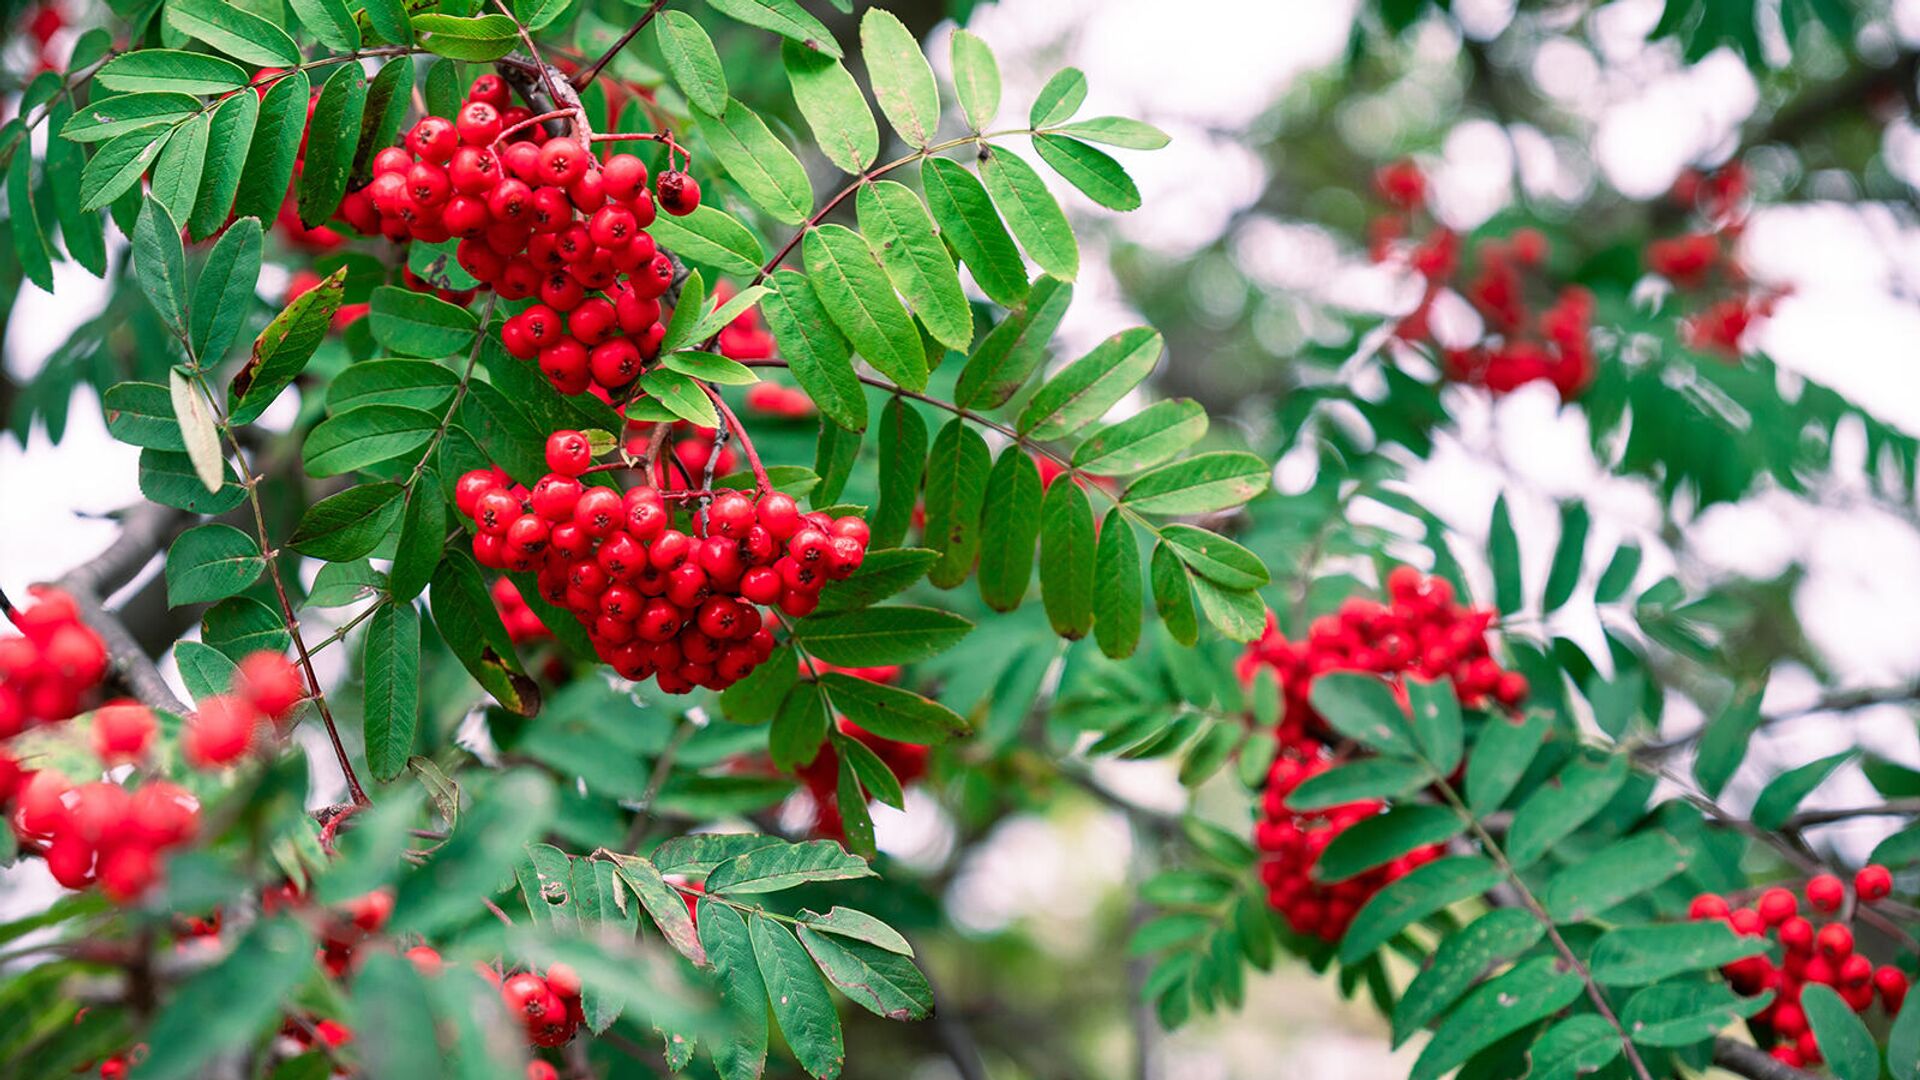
[572,0,670,91]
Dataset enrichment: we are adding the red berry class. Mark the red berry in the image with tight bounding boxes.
[1757,887,1798,926]
[237,651,304,717]
[657,170,701,215]
[184,695,262,769]
[545,430,593,476]
[601,154,649,201]
[1856,864,1893,904]
[407,117,459,164]
[1818,922,1854,960]
[456,100,502,146]
[537,138,589,186]
[1807,874,1846,913]
[91,700,156,763]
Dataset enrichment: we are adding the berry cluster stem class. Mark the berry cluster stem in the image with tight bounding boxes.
[571,0,670,91]
[702,384,772,494]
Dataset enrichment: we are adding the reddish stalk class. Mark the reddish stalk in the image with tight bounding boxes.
[571,0,670,91]
[701,384,771,494]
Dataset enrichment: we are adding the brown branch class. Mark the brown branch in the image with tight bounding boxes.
[1713,1037,1818,1080]
[572,0,669,91]
[52,502,194,714]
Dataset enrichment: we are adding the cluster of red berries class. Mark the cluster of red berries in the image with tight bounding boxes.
[1691,866,1907,1068]
[1257,749,1444,940]
[1240,568,1526,940]
[1238,567,1527,750]
[485,963,586,1048]
[1,585,108,734]
[1370,160,1595,400]
[791,664,928,843]
[21,2,66,75]
[352,75,702,398]
[14,768,198,903]
[491,577,552,644]
[454,429,870,693]
[1646,162,1782,359]
[181,651,305,770]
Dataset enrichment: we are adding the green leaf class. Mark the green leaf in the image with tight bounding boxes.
[721,643,800,726]
[1595,544,1642,603]
[189,217,260,365]
[646,203,765,277]
[1543,830,1689,923]
[920,157,1027,308]
[707,0,840,57]
[167,367,224,496]
[1409,958,1585,1080]
[694,98,812,224]
[362,601,421,784]
[1308,672,1419,758]
[164,0,300,66]
[514,0,571,32]
[857,180,973,351]
[770,682,830,770]
[682,284,773,350]
[287,0,359,50]
[607,854,707,967]
[656,11,728,116]
[1150,540,1197,646]
[639,368,721,427]
[234,69,310,223]
[1338,855,1504,965]
[921,417,991,588]
[230,266,346,423]
[166,524,264,605]
[1488,494,1522,615]
[410,14,518,60]
[820,672,969,743]
[1030,67,1087,128]
[140,448,246,513]
[347,951,440,1079]
[1527,1016,1623,1080]
[1694,687,1762,798]
[299,62,367,228]
[836,730,905,808]
[134,197,188,337]
[1055,116,1171,150]
[1287,757,1432,812]
[794,606,973,666]
[1505,753,1629,868]
[369,286,477,358]
[328,359,461,414]
[1589,921,1768,987]
[1543,502,1590,613]
[950,29,1001,132]
[196,599,276,668]
[803,224,925,391]
[1039,477,1096,638]
[1159,524,1267,590]
[750,916,845,1079]
[132,919,314,1080]
[79,128,170,212]
[174,639,239,702]
[955,274,1071,409]
[1019,327,1162,439]
[707,838,875,894]
[1093,509,1143,658]
[360,0,410,44]
[148,109,209,227]
[978,146,1079,279]
[815,548,936,614]
[976,448,1043,610]
[392,770,553,934]
[1190,576,1266,642]
[105,381,184,449]
[1073,399,1208,476]
[1466,711,1548,816]
[96,49,247,95]
[289,483,406,561]
[797,907,913,955]
[390,476,445,602]
[860,9,940,146]
[1122,451,1271,515]
[303,404,440,477]
[867,398,927,549]
[45,100,106,276]
[661,267,708,359]
[1032,133,1141,211]
[1315,804,1462,883]
[1889,970,1920,1080]
[429,551,538,716]
[797,926,932,1020]
[764,270,865,432]
[8,137,53,294]
[59,92,198,143]
[783,41,875,174]
[1750,751,1853,830]
[1619,982,1770,1048]
[354,57,413,184]
[1390,908,1543,1044]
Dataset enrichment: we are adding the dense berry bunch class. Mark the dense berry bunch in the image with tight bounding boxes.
[182,651,305,770]
[354,75,703,397]
[1241,568,1525,939]
[1238,566,1527,749]
[0,586,108,734]
[1257,746,1443,940]
[454,430,869,693]
[484,963,585,1048]
[1691,867,1907,1068]
[1369,160,1595,400]
[491,577,552,644]
[1647,162,1783,358]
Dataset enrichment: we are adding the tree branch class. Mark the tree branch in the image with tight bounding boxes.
[1713,1036,1818,1080]
[51,502,193,714]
